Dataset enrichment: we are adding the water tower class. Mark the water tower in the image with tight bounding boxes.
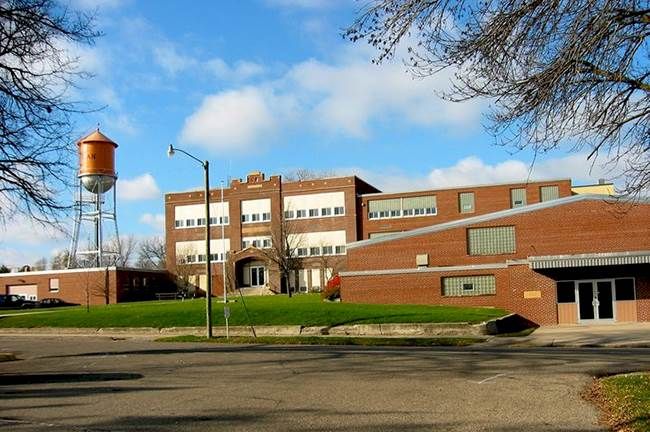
[68,129,121,268]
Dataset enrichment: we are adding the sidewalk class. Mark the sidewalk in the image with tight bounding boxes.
[491,322,650,348]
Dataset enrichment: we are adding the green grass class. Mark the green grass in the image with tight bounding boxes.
[157,335,486,347]
[594,372,650,432]
[0,294,506,328]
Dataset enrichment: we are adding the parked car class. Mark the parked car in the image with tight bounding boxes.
[0,294,36,309]
[36,298,78,308]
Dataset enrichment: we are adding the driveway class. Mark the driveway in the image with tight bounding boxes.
[1,336,649,431]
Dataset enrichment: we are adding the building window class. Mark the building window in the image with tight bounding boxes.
[442,275,496,297]
[556,281,576,303]
[310,247,321,256]
[309,208,319,217]
[252,240,261,248]
[368,198,401,219]
[321,207,332,217]
[322,246,333,255]
[49,278,59,292]
[186,218,195,227]
[335,245,346,254]
[251,213,260,222]
[510,188,527,208]
[242,240,250,249]
[297,248,308,257]
[615,278,635,301]
[222,216,229,224]
[175,220,184,228]
[241,214,250,223]
[197,218,206,226]
[540,185,559,202]
[467,226,516,255]
[403,196,437,218]
[209,217,219,225]
[459,192,475,213]
[284,210,294,219]
[197,254,206,262]
[263,239,271,248]
[334,206,344,215]
[262,212,271,221]
[186,255,196,263]
[296,209,307,218]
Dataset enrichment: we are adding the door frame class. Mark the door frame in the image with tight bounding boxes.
[575,278,616,324]
[249,266,265,287]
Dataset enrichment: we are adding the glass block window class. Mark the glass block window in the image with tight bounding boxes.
[368,198,401,219]
[403,195,437,216]
[540,185,559,202]
[459,192,475,213]
[442,275,496,296]
[510,188,527,208]
[467,226,516,255]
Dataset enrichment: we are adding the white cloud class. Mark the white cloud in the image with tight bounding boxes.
[70,0,125,10]
[118,174,161,201]
[338,153,617,193]
[181,48,481,152]
[180,87,285,152]
[139,213,164,232]
[205,58,265,82]
[153,43,198,75]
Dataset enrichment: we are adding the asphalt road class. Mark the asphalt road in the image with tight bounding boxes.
[1,336,649,431]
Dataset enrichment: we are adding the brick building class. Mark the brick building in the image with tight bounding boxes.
[0,267,173,306]
[340,195,650,325]
[165,172,600,302]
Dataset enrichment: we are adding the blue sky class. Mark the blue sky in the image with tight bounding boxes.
[0,0,617,268]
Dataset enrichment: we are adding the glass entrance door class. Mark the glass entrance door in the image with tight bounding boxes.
[596,281,614,320]
[578,282,595,320]
[577,280,615,322]
[250,267,265,287]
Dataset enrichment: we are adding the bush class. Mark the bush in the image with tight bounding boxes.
[321,274,341,301]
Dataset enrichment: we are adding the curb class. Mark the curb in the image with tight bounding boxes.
[0,322,487,338]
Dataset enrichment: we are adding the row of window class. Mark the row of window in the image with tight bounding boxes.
[242,239,272,249]
[184,253,228,263]
[295,245,346,257]
[241,212,271,223]
[368,196,437,220]
[175,216,230,228]
[284,206,345,219]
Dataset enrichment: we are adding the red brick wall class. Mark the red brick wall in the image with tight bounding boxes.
[0,269,171,306]
[341,199,650,325]
[360,180,572,239]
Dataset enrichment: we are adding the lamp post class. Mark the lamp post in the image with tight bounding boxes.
[167,144,212,338]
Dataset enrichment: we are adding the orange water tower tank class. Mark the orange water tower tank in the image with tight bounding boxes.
[77,129,118,193]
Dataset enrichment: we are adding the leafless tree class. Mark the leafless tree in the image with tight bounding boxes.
[32,257,47,271]
[346,1,650,197]
[283,168,337,182]
[0,0,100,225]
[135,236,166,270]
[174,244,199,296]
[106,235,137,267]
[50,249,70,270]
[260,214,304,297]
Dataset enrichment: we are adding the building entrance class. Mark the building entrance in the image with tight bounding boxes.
[577,280,614,322]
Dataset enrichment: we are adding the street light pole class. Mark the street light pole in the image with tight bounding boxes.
[167,144,212,339]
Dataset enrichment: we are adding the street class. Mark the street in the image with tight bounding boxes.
[1,336,649,431]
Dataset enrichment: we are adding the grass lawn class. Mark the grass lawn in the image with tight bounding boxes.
[586,372,650,432]
[0,294,506,328]
[157,335,486,347]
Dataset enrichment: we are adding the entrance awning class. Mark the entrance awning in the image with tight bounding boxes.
[529,251,650,270]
